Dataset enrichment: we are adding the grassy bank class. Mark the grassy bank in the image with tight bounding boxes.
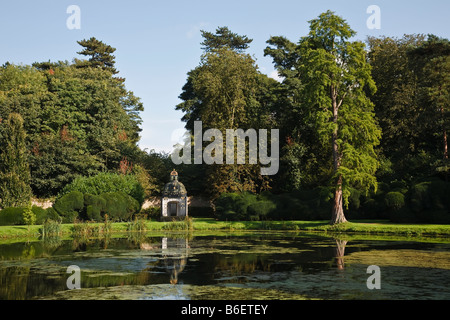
[0,218,449,240]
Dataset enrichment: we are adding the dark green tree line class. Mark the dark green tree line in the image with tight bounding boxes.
[0,38,144,198]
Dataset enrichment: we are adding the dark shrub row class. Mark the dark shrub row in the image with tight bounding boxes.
[214,179,450,223]
[0,191,141,225]
[0,206,59,226]
[53,191,140,223]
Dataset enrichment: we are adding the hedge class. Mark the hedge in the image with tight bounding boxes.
[0,206,54,226]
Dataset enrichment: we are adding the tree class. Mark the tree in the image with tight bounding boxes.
[176,27,275,198]
[0,40,144,197]
[0,113,32,207]
[367,35,434,181]
[266,11,381,224]
[408,36,450,174]
[200,26,253,53]
[75,37,118,74]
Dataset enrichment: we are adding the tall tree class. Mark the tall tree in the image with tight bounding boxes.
[0,113,32,207]
[176,27,275,198]
[0,40,144,197]
[408,36,450,170]
[367,35,433,180]
[266,11,381,224]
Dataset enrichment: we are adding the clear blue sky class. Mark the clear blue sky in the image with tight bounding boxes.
[1,0,449,153]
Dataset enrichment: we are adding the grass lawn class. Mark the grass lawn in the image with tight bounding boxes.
[0,218,449,240]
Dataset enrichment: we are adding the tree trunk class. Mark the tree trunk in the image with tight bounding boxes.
[331,175,347,224]
[330,86,347,225]
[442,106,448,160]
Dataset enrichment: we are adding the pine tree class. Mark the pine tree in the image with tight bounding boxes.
[75,37,118,74]
[0,113,32,208]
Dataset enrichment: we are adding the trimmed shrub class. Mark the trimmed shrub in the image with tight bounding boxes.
[53,191,84,223]
[247,201,276,220]
[84,193,106,221]
[60,172,145,206]
[45,207,61,222]
[33,206,49,225]
[0,207,25,225]
[0,205,51,226]
[214,193,241,220]
[385,192,405,210]
[100,192,140,221]
[139,207,160,220]
[410,182,432,214]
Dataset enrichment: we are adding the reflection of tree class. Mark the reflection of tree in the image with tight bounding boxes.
[333,239,348,270]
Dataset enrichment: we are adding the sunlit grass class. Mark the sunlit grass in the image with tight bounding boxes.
[0,217,449,240]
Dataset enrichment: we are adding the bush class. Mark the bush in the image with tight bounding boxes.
[247,201,276,220]
[100,192,140,221]
[139,207,160,220]
[53,191,84,223]
[60,172,145,206]
[410,182,432,214]
[45,207,61,222]
[84,193,106,221]
[0,205,52,226]
[0,207,25,225]
[214,193,241,220]
[33,206,49,225]
[409,179,450,223]
[385,192,405,210]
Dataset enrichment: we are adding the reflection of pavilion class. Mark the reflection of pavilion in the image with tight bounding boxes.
[161,237,189,284]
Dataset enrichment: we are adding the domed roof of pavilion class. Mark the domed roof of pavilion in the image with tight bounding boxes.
[162,170,187,198]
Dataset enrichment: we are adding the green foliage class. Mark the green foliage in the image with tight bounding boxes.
[100,192,140,221]
[52,190,141,223]
[60,172,145,206]
[265,11,381,224]
[385,192,405,210]
[200,26,253,53]
[0,207,25,226]
[0,205,50,226]
[45,207,61,222]
[0,40,144,198]
[176,27,275,199]
[214,190,332,221]
[75,37,118,74]
[53,191,84,223]
[22,204,36,229]
[84,193,106,221]
[40,219,62,238]
[247,201,276,221]
[0,113,32,207]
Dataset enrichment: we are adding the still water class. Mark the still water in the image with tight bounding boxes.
[0,232,449,300]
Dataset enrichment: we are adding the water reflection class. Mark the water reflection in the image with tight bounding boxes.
[333,239,348,270]
[0,233,449,300]
[140,237,189,285]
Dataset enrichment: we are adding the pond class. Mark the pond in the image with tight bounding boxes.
[0,232,449,300]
